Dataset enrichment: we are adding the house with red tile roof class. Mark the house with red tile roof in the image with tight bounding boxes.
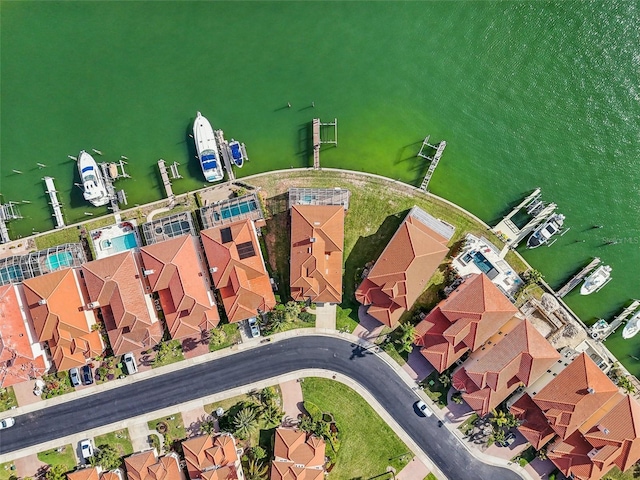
[355,206,454,327]
[124,449,182,480]
[290,205,344,304]
[201,219,275,323]
[21,269,103,372]
[140,235,219,341]
[67,467,123,480]
[271,428,325,480]
[510,352,640,480]
[0,284,48,387]
[414,273,518,372]
[451,318,560,416]
[182,433,242,480]
[82,251,163,355]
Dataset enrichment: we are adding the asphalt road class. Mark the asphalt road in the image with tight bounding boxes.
[0,336,520,480]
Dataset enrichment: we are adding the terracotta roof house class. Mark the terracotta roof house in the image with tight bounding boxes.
[451,318,560,416]
[201,220,275,323]
[271,428,326,480]
[182,433,242,480]
[510,353,640,480]
[67,467,123,480]
[355,206,454,328]
[290,205,344,304]
[124,449,182,480]
[0,284,48,387]
[21,269,103,372]
[414,273,518,372]
[140,235,219,340]
[82,251,163,355]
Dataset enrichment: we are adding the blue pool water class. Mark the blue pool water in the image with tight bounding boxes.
[1,265,22,283]
[108,232,138,252]
[217,199,258,220]
[46,252,73,271]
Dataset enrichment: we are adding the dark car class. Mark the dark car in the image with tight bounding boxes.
[81,365,94,385]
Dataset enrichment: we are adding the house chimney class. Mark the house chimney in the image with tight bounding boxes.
[587,387,595,394]
[597,424,610,435]
[310,237,316,243]
[143,269,155,276]
[87,301,100,309]
[38,299,47,305]
[210,267,218,273]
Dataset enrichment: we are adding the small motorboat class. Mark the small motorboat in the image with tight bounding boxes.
[623,310,640,339]
[580,265,612,295]
[527,213,566,248]
[228,139,244,168]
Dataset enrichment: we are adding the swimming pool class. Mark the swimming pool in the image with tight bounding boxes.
[101,232,138,253]
[46,252,73,271]
[215,198,259,221]
[1,265,22,284]
[472,251,499,279]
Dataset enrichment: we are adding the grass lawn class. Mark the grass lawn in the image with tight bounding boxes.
[458,413,479,435]
[425,474,439,480]
[512,445,537,466]
[34,227,81,250]
[0,387,17,412]
[421,371,451,408]
[209,322,241,352]
[84,216,117,232]
[94,428,133,457]
[152,340,184,368]
[301,377,412,479]
[272,318,315,334]
[600,466,638,479]
[336,303,359,333]
[148,413,186,441]
[37,444,76,472]
[0,462,16,480]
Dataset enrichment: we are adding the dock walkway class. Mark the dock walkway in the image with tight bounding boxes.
[215,130,235,182]
[418,137,446,191]
[157,159,175,207]
[556,258,601,298]
[312,119,321,170]
[43,177,65,229]
[589,300,640,341]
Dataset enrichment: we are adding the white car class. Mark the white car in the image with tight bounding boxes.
[69,367,81,387]
[415,400,433,417]
[0,417,15,430]
[123,352,138,375]
[79,439,94,459]
[248,317,260,337]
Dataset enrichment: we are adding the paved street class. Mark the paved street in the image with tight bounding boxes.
[0,335,521,480]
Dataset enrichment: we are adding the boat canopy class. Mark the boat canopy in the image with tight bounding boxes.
[230,143,242,160]
[81,166,94,173]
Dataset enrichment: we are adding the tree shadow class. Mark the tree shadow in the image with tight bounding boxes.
[349,343,374,360]
[182,336,199,353]
[296,122,312,168]
[344,211,408,305]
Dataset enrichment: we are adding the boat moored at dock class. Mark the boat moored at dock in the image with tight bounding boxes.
[193,111,224,182]
[78,150,110,207]
[526,213,566,248]
[228,139,245,168]
[623,310,640,339]
[580,264,612,295]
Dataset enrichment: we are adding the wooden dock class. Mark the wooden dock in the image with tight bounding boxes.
[589,300,640,341]
[157,159,175,205]
[556,257,601,298]
[43,177,65,229]
[99,163,122,221]
[312,118,321,170]
[418,136,447,191]
[215,130,235,181]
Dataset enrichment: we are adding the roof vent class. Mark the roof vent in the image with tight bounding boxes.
[143,269,155,276]
[310,237,316,243]
[210,267,218,273]
[597,424,610,435]
[87,302,100,309]
[587,387,595,394]
[38,299,47,305]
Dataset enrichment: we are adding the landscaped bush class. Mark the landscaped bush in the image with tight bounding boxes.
[303,401,323,422]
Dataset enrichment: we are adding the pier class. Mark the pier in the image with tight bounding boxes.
[0,202,22,244]
[215,130,236,181]
[556,257,601,298]
[589,300,640,341]
[157,159,176,207]
[169,162,182,180]
[43,177,65,229]
[311,118,338,170]
[418,135,447,191]
[492,188,557,250]
[99,163,122,221]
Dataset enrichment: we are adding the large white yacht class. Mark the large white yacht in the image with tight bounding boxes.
[623,310,640,339]
[78,150,109,207]
[580,265,612,295]
[193,112,224,182]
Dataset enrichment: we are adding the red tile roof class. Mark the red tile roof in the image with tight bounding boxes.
[140,235,219,340]
[201,220,275,323]
[355,208,451,327]
[182,434,239,480]
[22,269,103,371]
[452,318,560,416]
[67,468,122,480]
[510,393,557,449]
[290,205,344,304]
[271,428,325,480]
[82,251,163,355]
[124,450,182,480]
[415,274,517,372]
[0,284,47,387]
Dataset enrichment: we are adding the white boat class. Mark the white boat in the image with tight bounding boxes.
[580,265,612,295]
[78,150,109,207]
[193,112,224,182]
[527,213,566,248]
[623,311,640,339]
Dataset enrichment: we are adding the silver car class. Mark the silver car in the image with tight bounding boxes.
[248,317,260,338]
[69,367,81,387]
[123,353,138,375]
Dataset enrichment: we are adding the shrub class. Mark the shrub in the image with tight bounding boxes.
[303,401,323,422]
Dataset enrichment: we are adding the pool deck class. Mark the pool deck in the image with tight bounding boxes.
[90,221,140,259]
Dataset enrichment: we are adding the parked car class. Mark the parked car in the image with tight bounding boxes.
[81,365,94,385]
[79,439,94,459]
[415,400,433,417]
[69,367,81,387]
[123,352,138,375]
[248,317,260,338]
[0,417,15,430]
[498,432,517,447]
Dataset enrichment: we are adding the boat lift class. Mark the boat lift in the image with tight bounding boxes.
[0,201,22,244]
[418,135,446,191]
[588,300,640,341]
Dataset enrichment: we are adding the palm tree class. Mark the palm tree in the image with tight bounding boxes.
[395,323,416,353]
[490,409,509,428]
[233,407,258,439]
[245,458,269,480]
[262,403,284,427]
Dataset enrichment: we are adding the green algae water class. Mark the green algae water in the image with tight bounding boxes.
[2,2,639,370]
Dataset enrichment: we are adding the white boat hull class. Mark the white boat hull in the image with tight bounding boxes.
[623,312,640,339]
[78,151,110,207]
[580,265,612,295]
[193,112,224,182]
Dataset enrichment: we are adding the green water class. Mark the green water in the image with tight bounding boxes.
[2,2,639,370]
